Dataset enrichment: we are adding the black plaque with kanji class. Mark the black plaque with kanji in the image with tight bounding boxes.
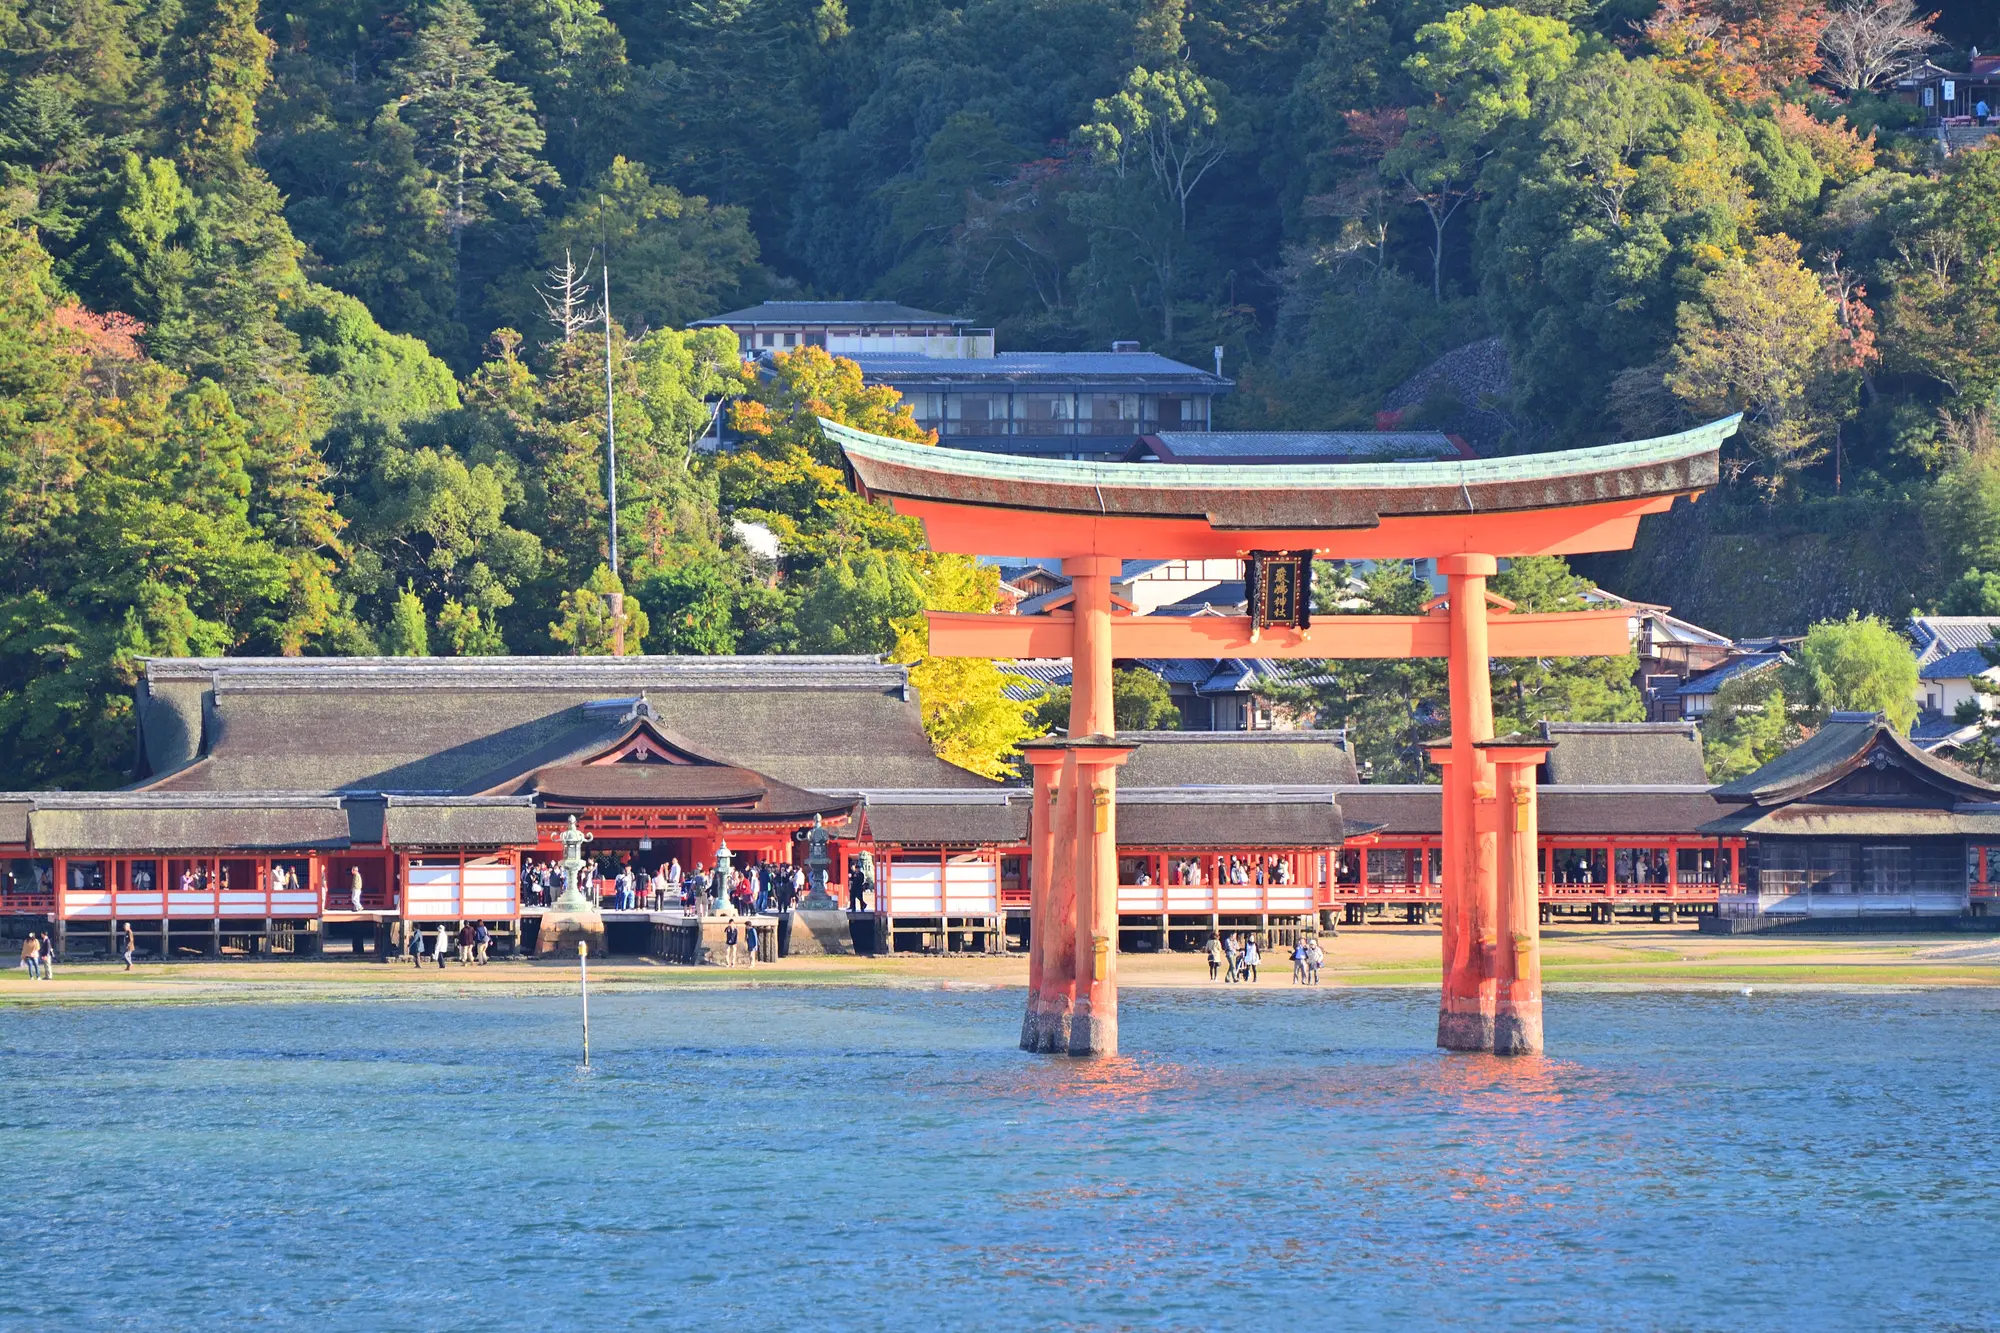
[1247,550,1313,631]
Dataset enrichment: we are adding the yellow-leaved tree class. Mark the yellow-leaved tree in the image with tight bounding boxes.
[890,554,1046,779]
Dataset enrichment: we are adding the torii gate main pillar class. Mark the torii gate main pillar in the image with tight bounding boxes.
[1019,557,1133,1057]
[1436,553,1499,1053]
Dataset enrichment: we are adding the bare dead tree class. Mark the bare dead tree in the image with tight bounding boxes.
[1818,0,1939,95]
[539,248,598,345]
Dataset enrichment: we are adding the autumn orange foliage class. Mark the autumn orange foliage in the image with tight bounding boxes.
[1644,0,1830,101]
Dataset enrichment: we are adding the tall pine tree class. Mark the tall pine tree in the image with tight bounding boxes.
[387,0,558,330]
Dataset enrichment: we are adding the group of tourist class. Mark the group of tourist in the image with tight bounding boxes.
[1206,933,1261,982]
[16,931,56,980]
[393,919,490,967]
[1202,932,1326,983]
[520,852,857,917]
[720,921,761,967]
[1170,856,1297,887]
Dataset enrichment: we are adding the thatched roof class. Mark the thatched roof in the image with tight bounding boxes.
[1537,722,1707,785]
[1116,731,1358,787]
[135,656,991,795]
[20,793,351,853]
[1711,713,2000,805]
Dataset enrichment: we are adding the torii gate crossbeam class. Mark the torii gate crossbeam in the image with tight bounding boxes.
[829,416,1737,1058]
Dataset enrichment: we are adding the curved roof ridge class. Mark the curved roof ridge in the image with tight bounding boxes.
[826,414,1737,494]
[145,655,909,693]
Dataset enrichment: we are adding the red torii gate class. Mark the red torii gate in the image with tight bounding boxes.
[830,416,1736,1057]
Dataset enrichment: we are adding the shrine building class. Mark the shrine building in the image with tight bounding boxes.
[2,651,1769,959]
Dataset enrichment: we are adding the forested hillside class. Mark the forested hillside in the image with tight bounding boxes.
[1,0,1998,787]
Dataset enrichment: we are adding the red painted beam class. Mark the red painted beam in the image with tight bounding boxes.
[894,495,1676,559]
[931,607,1633,660]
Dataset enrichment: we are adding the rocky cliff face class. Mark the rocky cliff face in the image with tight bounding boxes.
[1580,494,1934,639]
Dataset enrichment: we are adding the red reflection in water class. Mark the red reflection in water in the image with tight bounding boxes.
[1003,1052,1192,1113]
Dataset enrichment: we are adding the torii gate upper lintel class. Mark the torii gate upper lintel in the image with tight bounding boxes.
[828,415,1738,1059]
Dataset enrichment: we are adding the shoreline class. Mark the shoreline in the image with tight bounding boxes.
[8,924,2000,1005]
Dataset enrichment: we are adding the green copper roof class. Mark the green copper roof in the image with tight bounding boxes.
[823,415,1738,495]
[827,415,1736,532]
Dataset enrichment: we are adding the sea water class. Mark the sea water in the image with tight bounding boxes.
[2,985,1994,1331]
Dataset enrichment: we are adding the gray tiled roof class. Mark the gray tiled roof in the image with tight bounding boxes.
[1919,646,2000,680]
[692,301,960,326]
[24,793,352,852]
[850,351,1225,381]
[382,797,540,848]
[1114,790,1344,848]
[1676,652,1786,697]
[1910,615,2000,665]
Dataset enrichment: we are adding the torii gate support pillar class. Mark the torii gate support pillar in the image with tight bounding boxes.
[1020,744,1067,1052]
[1485,743,1551,1055]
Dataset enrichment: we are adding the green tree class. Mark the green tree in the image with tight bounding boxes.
[1701,669,1796,780]
[1937,569,2000,617]
[1477,50,1760,432]
[1666,233,1863,496]
[331,110,461,356]
[0,75,115,243]
[1487,556,1642,734]
[1030,667,1186,735]
[792,550,922,655]
[892,554,1042,777]
[1271,560,1449,781]
[472,0,631,186]
[386,583,430,655]
[1074,63,1235,342]
[720,345,929,570]
[388,0,559,326]
[1786,612,1918,728]
[1390,4,1577,301]
[634,554,739,654]
[549,562,649,654]
[522,156,761,336]
[437,596,506,654]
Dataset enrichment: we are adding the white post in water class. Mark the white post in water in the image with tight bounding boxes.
[579,938,591,1068]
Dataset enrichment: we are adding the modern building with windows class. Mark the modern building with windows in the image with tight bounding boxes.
[692,300,1233,459]
[691,300,986,357]
[860,349,1230,459]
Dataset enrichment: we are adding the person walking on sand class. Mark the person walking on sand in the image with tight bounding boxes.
[431,921,450,969]
[744,922,759,969]
[456,921,475,965]
[724,921,740,968]
[474,921,490,965]
[20,933,40,981]
[121,922,136,971]
[1221,933,1238,983]
[1291,940,1306,985]
[1308,938,1324,985]
[1242,938,1260,983]
[38,933,54,980]
[408,921,424,968]
[1206,935,1222,981]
